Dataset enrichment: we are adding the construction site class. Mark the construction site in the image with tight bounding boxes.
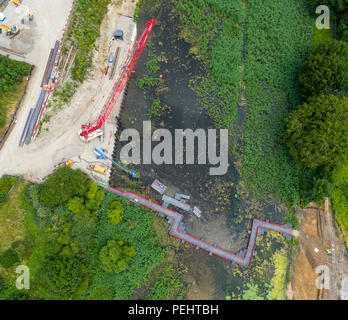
[0,0,140,186]
[0,0,347,301]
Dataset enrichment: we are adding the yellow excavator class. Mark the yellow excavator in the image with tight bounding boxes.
[11,0,22,6]
[0,25,20,38]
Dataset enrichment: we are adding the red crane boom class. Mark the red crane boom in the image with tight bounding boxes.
[80,19,157,141]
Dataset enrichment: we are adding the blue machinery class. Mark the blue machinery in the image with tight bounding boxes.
[94,147,136,178]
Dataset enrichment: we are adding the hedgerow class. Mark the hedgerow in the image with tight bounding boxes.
[0,56,30,129]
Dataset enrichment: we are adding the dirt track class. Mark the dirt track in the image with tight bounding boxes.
[292,201,348,300]
[0,0,137,183]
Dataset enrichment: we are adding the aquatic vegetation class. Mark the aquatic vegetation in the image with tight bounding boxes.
[146,264,186,300]
[229,231,290,300]
[267,248,288,300]
[173,0,244,130]
[242,0,313,205]
[148,99,171,117]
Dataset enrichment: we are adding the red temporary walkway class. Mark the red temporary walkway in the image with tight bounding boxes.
[106,187,294,268]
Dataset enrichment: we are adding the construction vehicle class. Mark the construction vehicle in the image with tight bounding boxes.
[79,19,157,141]
[0,25,20,38]
[66,159,73,168]
[78,128,103,142]
[114,29,124,40]
[90,164,109,175]
[21,13,33,25]
[94,147,136,178]
[11,0,22,6]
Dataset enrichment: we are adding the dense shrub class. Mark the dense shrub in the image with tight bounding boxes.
[106,201,124,225]
[285,94,348,170]
[0,249,19,268]
[36,256,84,299]
[0,175,18,206]
[19,168,165,299]
[299,39,348,99]
[39,166,89,208]
[99,239,136,274]
[0,56,31,129]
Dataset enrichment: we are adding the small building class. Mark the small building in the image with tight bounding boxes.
[151,179,167,195]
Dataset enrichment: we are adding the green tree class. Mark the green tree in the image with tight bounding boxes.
[106,201,124,225]
[312,178,334,204]
[40,167,89,208]
[99,239,136,274]
[67,196,86,214]
[285,94,348,169]
[299,40,348,99]
[37,256,83,299]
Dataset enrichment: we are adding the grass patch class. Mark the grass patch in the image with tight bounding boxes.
[0,55,31,134]
[0,180,27,251]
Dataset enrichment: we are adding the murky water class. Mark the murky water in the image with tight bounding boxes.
[111,0,289,298]
[111,0,250,252]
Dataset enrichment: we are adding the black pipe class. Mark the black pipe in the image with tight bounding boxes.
[19,108,34,147]
[25,89,46,145]
[44,40,60,86]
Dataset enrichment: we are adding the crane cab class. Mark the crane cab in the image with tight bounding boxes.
[78,128,103,142]
[11,0,22,6]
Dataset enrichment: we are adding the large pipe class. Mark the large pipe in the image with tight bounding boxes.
[41,48,54,87]
[25,89,46,145]
[44,40,60,85]
[19,108,34,147]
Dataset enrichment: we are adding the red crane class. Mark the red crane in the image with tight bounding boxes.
[80,19,157,141]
